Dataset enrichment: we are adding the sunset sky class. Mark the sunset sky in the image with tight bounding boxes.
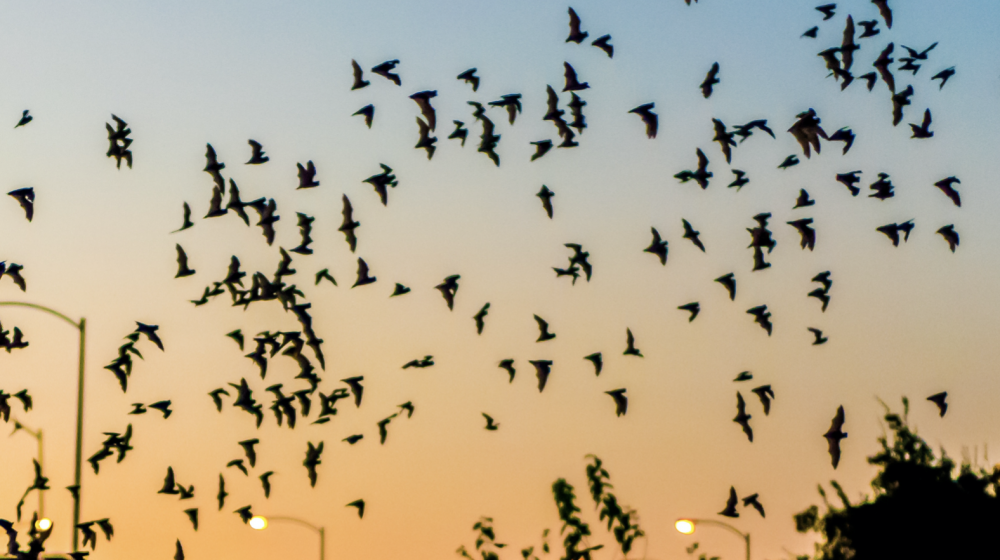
[2,1,1000,559]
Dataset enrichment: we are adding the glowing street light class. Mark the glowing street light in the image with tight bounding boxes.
[34,518,52,532]
[249,515,325,560]
[675,518,750,560]
[675,519,695,534]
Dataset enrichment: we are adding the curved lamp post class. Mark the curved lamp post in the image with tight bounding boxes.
[675,518,750,560]
[11,418,46,520]
[0,301,87,552]
[250,515,325,560]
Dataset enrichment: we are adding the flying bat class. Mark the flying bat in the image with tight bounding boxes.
[715,273,736,300]
[734,393,753,442]
[623,328,642,357]
[605,389,627,416]
[644,227,668,265]
[933,176,961,207]
[628,103,657,139]
[824,405,847,468]
[927,392,948,417]
[7,188,34,221]
[371,60,401,85]
[537,185,555,218]
[701,62,720,98]
[566,7,588,43]
[746,305,772,336]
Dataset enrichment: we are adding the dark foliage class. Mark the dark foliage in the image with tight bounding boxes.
[458,456,644,560]
[794,397,1000,559]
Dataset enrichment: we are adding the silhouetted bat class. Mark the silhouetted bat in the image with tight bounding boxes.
[678,302,700,322]
[751,385,774,415]
[606,389,627,416]
[246,140,268,164]
[909,108,933,138]
[592,35,613,57]
[715,273,736,300]
[824,405,847,468]
[531,140,553,161]
[296,161,319,189]
[353,104,374,128]
[410,90,438,130]
[175,245,196,278]
[828,127,855,154]
[531,360,553,392]
[363,164,397,206]
[457,68,479,91]
[474,303,490,334]
[172,202,194,233]
[937,225,959,252]
[563,62,589,92]
[931,67,955,89]
[628,103,657,139]
[7,188,34,221]
[794,189,815,208]
[712,118,736,164]
[498,359,516,383]
[351,59,369,90]
[701,62,720,98]
[435,275,460,310]
[836,170,862,196]
[788,218,816,250]
[734,392,753,442]
[927,392,947,417]
[414,117,437,160]
[450,121,469,146]
[623,328,642,356]
[746,305,772,335]
[871,0,892,29]
[537,185,554,218]
[371,60,401,85]
[534,315,556,342]
[566,8,588,43]
[808,327,828,345]
[891,85,913,126]
[644,227,668,265]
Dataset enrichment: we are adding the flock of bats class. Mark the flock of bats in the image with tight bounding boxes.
[0,0,967,557]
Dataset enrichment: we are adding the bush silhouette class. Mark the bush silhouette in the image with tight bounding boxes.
[794,397,1000,559]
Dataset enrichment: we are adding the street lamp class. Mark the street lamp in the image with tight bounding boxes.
[250,515,325,560]
[11,418,46,520]
[675,518,750,560]
[0,301,87,552]
[34,518,52,532]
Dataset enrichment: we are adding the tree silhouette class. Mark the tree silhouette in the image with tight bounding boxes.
[458,455,644,560]
[794,397,1000,559]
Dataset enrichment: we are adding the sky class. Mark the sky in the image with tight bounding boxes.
[2,0,1000,559]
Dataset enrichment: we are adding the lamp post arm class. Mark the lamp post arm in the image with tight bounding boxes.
[0,302,82,330]
[687,519,750,560]
[263,517,325,560]
[265,516,321,534]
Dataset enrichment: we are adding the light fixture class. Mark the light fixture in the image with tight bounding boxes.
[249,516,268,530]
[675,519,695,534]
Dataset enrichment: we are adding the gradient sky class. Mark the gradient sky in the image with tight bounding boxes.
[2,1,1000,559]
